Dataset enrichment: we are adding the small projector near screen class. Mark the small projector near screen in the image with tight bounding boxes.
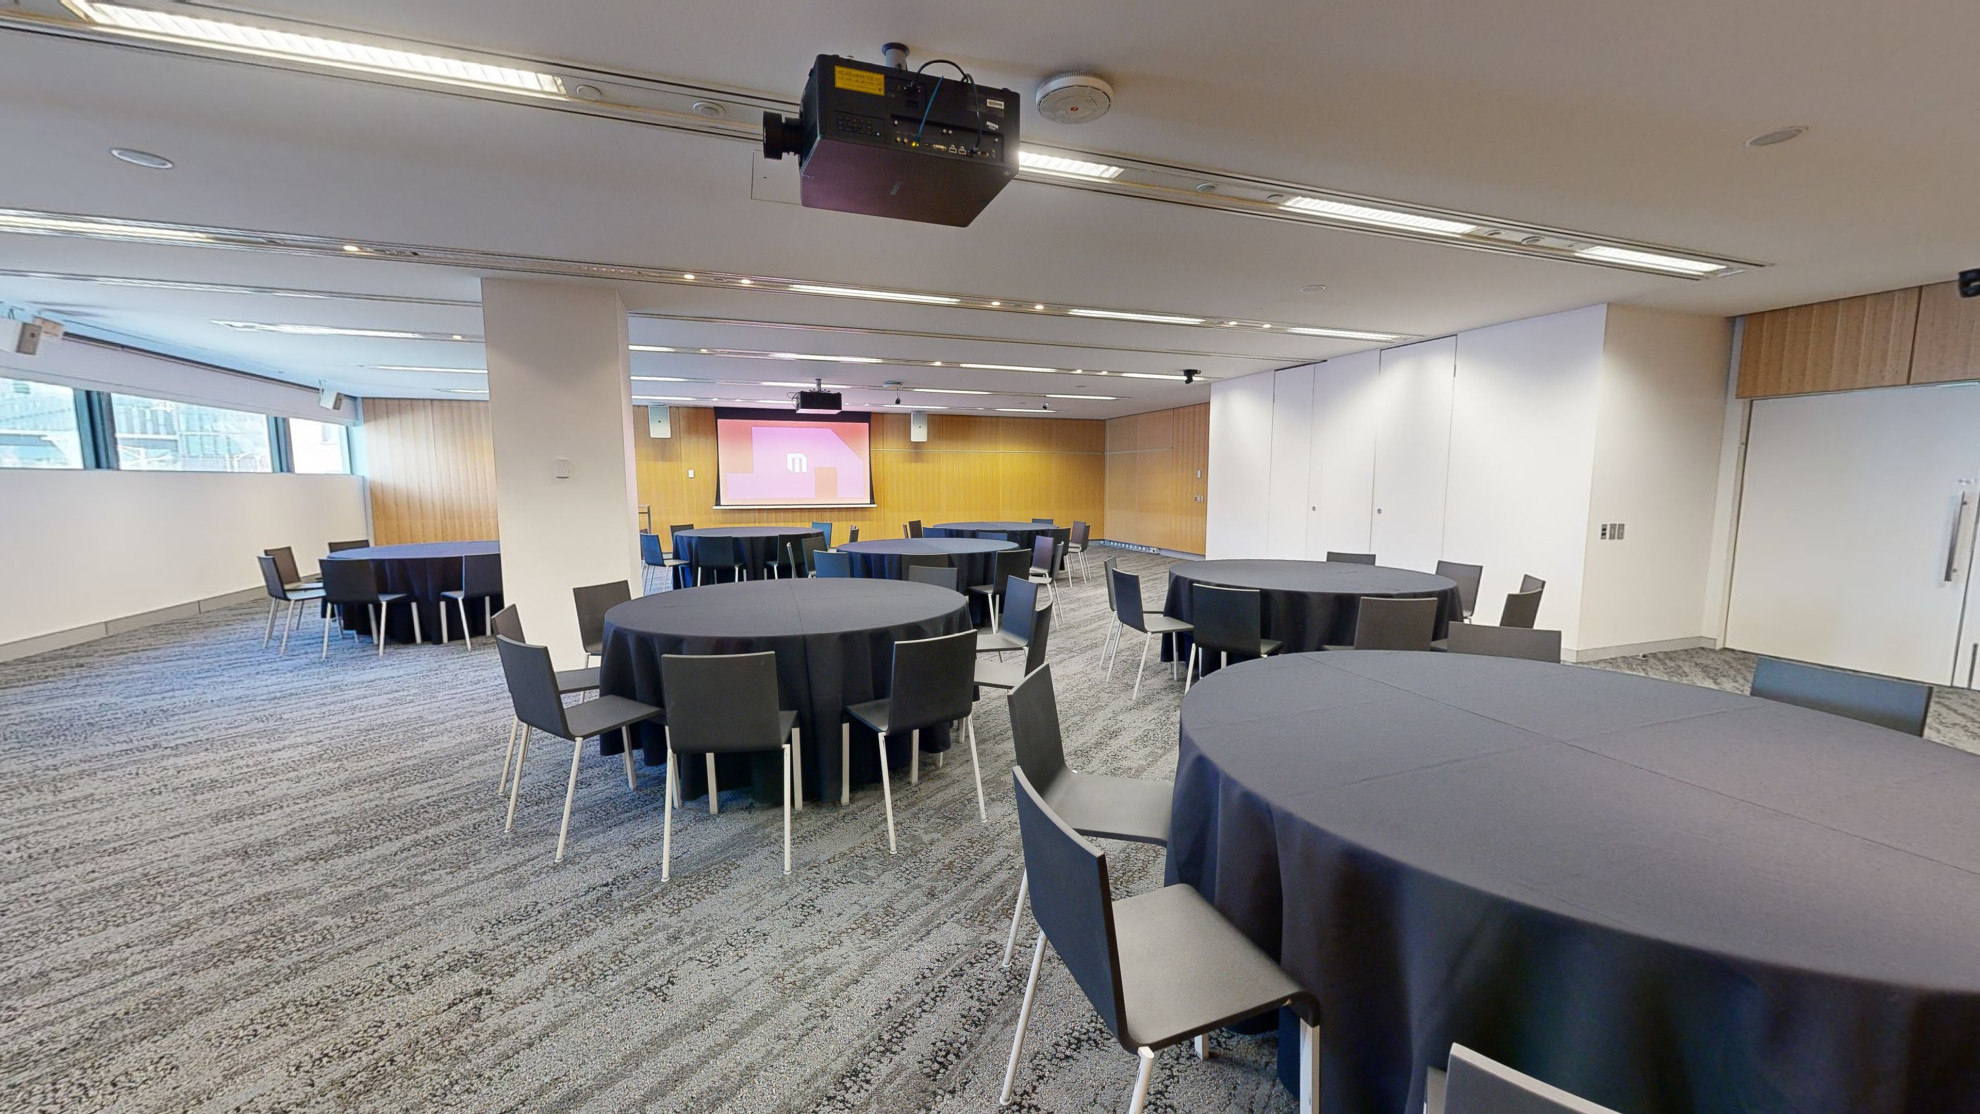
[714,407,875,509]
[795,388,842,414]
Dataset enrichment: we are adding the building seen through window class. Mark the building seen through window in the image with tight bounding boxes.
[0,376,84,469]
[112,394,272,472]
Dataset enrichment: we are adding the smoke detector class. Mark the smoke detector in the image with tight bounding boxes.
[1035,73,1113,125]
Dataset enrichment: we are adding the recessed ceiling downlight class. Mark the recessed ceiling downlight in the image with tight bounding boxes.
[109,148,173,169]
[1745,126,1808,148]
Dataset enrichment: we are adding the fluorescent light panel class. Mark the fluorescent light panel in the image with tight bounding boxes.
[631,375,687,382]
[1046,394,1119,400]
[371,365,486,373]
[960,362,1059,373]
[629,344,675,352]
[65,2,567,95]
[1067,308,1206,326]
[1573,245,1726,274]
[1120,372,1188,381]
[1279,196,1477,236]
[761,381,851,389]
[0,212,214,242]
[1018,150,1126,181]
[766,352,883,363]
[214,320,428,339]
[787,284,961,306]
[1285,327,1407,341]
[995,408,1052,413]
[913,388,989,395]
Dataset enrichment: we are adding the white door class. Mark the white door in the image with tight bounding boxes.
[1727,382,1980,684]
[1266,366,1315,558]
[1305,351,1380,558]
[1206,372,1276,559]
[1370,337,1457,570]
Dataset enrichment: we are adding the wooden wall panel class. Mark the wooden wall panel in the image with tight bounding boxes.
[360,398,498,544]
[1103,403,1208,554]
[635,408,1106,540]
[1737,287,1920,397]
[1910,281,1980,385]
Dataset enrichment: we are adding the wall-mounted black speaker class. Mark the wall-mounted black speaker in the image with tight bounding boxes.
[1959,268,1980,298]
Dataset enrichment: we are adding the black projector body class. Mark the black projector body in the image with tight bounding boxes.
[763,56,1020,227]
[795,389,843,414]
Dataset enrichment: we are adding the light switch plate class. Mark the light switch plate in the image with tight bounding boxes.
[552,457,571,479]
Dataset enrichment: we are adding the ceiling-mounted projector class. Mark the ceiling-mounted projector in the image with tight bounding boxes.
[795,379,842,414]
[763,50,1021,227]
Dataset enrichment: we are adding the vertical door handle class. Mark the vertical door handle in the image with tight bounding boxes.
[1946,492,1973,583]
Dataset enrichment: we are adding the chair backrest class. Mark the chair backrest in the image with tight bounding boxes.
[908,564,960,591]
[1070,521,1090,547]
[1435,560,1484,617]
[256,554,289,599]
[1750,656,1932,736]
[986,549,1029,591]
[264,545,304,587]
[794,535,827,575]
[998,576,1041,641]
[573,581,632,653]
[1353,596,1438,651]
[1443,1044,1622,1114]
[811,521,833,549]
[668,524,695,553]
[1190,583,1265,656]
[692,535,738,570]
[460,552,503,597]
[318,558,380,605]
[885,629,979,732]
[1102,555,1120,611]
[908,518,925,538]
[1021,603,1054,674]
[1447,623,1562,663]
[1520,574,1546,593]
[1500,588,1543,628]
[496,636,574,739]
[845,525,859,544]
[982,531,1010,542]
[1031,517,1054,525]
[661,651,786,754]
[639,531,666,566]
[813,550,854,578]
[326,538,370,552]
[1109,566,1149,632]
[1012,766,1127,1046]
[491,603,525,642]
[1007,663,1068,793]
[1029,533,1056,575]
[1327,551,1377,565]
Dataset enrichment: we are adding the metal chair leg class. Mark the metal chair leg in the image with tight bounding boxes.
[792,727,803,813]
[264,599,279,648]
[782,742,792,876]
[553,734,583,862]
[458,598,474,650]
[705,753,719,815]
[371,603,384,657]
[500,718,520,794]
[621,726,638,790]
[321,606,334,659]
[505,727,531,832]
[1002,870,1029,968]
[410,601,422,645]
[840,722,851,805]
[1298,1017,1322,1114]
[1132,631,1152,701]
[910,729,920,786]
[661,736,676,881]
[876,731,897,853]
[1000,928,1046,1104]
[966,713,985,822]
[1126,1047,1157,1114]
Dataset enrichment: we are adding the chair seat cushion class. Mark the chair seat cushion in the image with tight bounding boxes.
[976,630,1029,654]
[555,666,602,693]
[1139,615,1193,635]
[974,659,1026,691]
[673,710,799,754]
[284,587,327,600]
[843,698,949,737]
[1043,770,1171,845]
[440,589,493,601]
[1113,884,1310,1050]
[564,695,663,739]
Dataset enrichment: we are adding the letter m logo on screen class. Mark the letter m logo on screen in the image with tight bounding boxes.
[786,452,809,473]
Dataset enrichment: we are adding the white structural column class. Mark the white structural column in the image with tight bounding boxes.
[481,278,640,665]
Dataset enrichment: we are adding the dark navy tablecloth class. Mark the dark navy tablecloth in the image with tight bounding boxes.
[321,540,500,645]
[669,526,821,586]
[1163,559,1461,667]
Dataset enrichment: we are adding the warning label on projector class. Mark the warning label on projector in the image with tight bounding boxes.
[834,66,885,96]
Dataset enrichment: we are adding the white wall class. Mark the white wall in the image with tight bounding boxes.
[0,470,368,650]
[1579,306,1735,653]
[1444,306,1606,638]
[1205,372,1275,559]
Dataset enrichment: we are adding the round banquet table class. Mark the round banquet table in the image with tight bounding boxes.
[668,525,821,587]
[598,578,972,805]
[1163,559,1460,667]
[320,540,500,645]
[1169,650,1980,1114]
[838,537,1018,623]
[924,521,1069,565]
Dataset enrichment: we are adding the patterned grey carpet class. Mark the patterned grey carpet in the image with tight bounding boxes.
[5,552,1979,1114]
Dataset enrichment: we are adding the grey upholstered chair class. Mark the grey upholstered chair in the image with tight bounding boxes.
[325,538,371,553]
[1500,586,1544,628]
[977,576,1041,656]
[907,563,961,591]
[790,535,827,577]
[690,535,744,586]
[1185,583,1282,691]
[1750,656,1932,736]
[659,651,801,879]
[970,549,1031,629]
[1107,566,1192,701]
[1327,550,1377,565]
[906,518,925,538]
[843,629,983,850]
[491,605,600,798]
[440,552,502,649]
[1030,517,1054,525]
[572,580,631,666]
[319,558,417,659]
[1435,560,1485,620]
[263,545,318,590]
[1446,623,1562,662]
[1326,596,1438,651]
[496,635,662,861]
[1066,521,1092,583]
[974,604,1052,694]
[1426,1043,1622,1114]
[257,554,324,654]
[812,550,854,578]
[1000,766,1321,1113]
[810,521,834,549]
[1025,533,1059,605]
[1098,554,1123,670]
[997,662,1170,967]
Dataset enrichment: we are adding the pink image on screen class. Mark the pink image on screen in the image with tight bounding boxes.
[717,418,871,505]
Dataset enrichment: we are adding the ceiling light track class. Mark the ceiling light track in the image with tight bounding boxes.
[0,207,1416,342]
[0,5,1759,279]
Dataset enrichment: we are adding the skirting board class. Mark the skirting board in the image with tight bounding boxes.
[0,586,266,663]
[1564,636,1719,663]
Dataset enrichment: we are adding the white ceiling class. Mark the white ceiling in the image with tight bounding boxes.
[1,0,1974,417]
